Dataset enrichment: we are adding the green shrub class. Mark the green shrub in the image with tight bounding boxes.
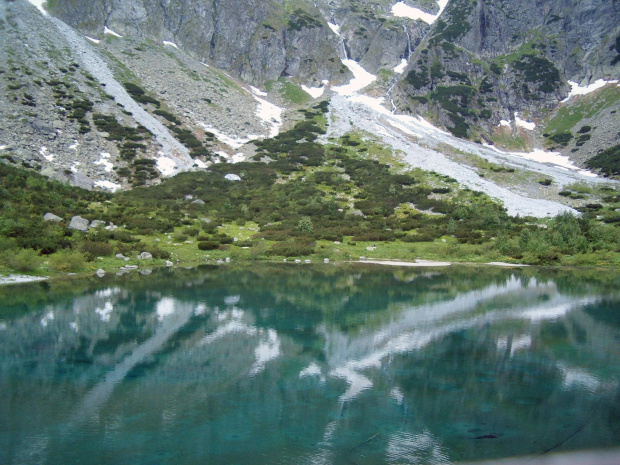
[81,241,113,260]
[1,248,41,272]
[267,241,315,257]
[198,241,220,250]
[48,250,86,272]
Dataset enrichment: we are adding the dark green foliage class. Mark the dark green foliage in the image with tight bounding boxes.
[154,109,182,125]
[513,55,561,94]
[546,132,573,147]
[430,0,473,44]
[123,82,160,106]
[287,8,322,31]
[267,241,316,257]
[586,145,620,176]
[405,67,430,89]
[81,241,113,260]
[198,241,220,250]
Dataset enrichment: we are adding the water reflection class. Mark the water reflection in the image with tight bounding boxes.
[0,265,619,464]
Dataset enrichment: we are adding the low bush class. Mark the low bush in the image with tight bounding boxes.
[1,248,41,271]
[48,250,86,272]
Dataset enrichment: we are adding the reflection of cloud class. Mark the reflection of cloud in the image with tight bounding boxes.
[390,387,404,405]
[250,328,280,375]
[332,366,373,403]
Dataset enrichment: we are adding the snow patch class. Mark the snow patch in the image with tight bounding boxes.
[103,26,122,38]
[302,84,325,98]
[193,158,207,169]
[26,0,47,15]
[392,0,449,25]
[69,140,79,150]
[163,41,179,49]
[95,180,121,192]
[94,152,113,172]
[514,112,536,130]
[499,120,511,128]
[333,59,377,95]
[249,86,267,97]
[0,145,6,151]
[393,59,408,74]
[252,95,283,138]
[85,36,100,44]
[562,79,619,102]
[328,22,341,36]
[197,122,259,149]
[156,156,177,176]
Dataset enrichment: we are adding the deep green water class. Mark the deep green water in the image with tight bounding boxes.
[1,264,619,464]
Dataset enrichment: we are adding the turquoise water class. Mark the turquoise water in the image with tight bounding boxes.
[1,264,619,464]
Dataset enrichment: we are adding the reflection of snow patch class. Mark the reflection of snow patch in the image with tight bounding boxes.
[562,79,619,102]
[560,365,600,392]
[392,0,449,25]
[250,329,280,375]
[514,112,536,130]
[156,297,176,321]
[333,59,377,95]
[95,302,114,322]
[300,363,325,382]
[224,295,240,306]
[390,387,404,404]
[40,311,54,327]
[332,366,373,403]
[104,26,122,38]
[393,59,408,74]
[496,334,532,356]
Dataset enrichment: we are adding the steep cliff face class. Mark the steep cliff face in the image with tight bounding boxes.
[46,0,350,86]
[393,0,620,143]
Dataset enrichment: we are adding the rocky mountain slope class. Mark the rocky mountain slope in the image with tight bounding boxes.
[1,0,618,214]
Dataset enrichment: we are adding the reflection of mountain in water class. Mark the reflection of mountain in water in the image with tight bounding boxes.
[0,265,619,464]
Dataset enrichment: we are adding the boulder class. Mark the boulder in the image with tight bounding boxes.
[90,220,106,228]
[95,269,106,277]
[43,213,62,222]
[192,199,205,205]
[116,253,126,260]
[68,215,89,231]
[224,173,241,181]
[165,260,174,267]
[138,252,153,260]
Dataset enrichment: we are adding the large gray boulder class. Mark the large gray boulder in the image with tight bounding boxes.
[68,216,89,231]
[138,252,153,260]
[43,213,62,222]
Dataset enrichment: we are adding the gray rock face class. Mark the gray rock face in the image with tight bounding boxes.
[68,216,89,231]
[47,0,349,85]
[43,213,62,222]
